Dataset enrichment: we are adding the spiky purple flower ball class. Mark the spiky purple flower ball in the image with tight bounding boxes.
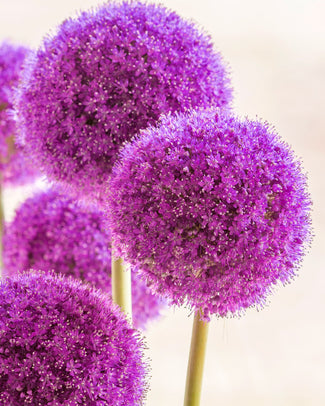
[106,109,312,319]
[15,1,231,197]
[0,272,148,405]
[0,42,39,185]
[4,188,164,329]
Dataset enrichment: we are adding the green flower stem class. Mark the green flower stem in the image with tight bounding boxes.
[111,255,132,322]
[184,311,209,406]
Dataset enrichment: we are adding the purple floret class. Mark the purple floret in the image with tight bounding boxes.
[0,42,39,186]
[15,1,232,198]
[4,188,165,329]
[0,272,148,405]
[106,109,312,319]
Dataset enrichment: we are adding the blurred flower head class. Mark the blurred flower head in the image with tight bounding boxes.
[4,188,165,329]
[106,109,312,319]
[0,272,148,405]
[0,41,39,186]
[15,1,232,198]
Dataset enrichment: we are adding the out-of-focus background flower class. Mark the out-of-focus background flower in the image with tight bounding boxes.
[0,0,324,405]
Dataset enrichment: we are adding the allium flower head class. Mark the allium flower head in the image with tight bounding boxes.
[15,1,232,197]
[0,272,148,405]
[2,142,40,186]
[4,188,164,329]
[0,42,27,156]
[106,109,312,319]
[0,41,39,185]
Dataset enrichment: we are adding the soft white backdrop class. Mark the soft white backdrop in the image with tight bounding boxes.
[0,1,324,405]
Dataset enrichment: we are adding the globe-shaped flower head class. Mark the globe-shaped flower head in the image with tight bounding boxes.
[4,188,165,329]
[0,272,148,405]
[15,1,232,198]
[106,109,312,319]
[0,41,39,185]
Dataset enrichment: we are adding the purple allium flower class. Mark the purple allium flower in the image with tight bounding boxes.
[106,109,312,319]
[15,1,232,198]
[2,143,40,186]
[0,272,148,405]
[0,42,39,186]
[4,188,164,329]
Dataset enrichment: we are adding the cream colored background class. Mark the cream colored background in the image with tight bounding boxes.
[0,0,324,405]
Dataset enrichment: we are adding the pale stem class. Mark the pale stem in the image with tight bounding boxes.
[0,136,15,278]
[183,311,209,406]
[111,255,132,322]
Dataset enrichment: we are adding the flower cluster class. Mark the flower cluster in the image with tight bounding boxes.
[4,188,164,329]
[0,42,39,185]
[2,143,40,186]
[106,109,312,319]
[15,1,231,198]
[0,272,148,405]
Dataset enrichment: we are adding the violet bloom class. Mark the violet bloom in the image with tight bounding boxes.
[106,109,312,319]
[0,272,148,405]
[15,1,232,198]
[4,188,164,329]
[0,42,39,186]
